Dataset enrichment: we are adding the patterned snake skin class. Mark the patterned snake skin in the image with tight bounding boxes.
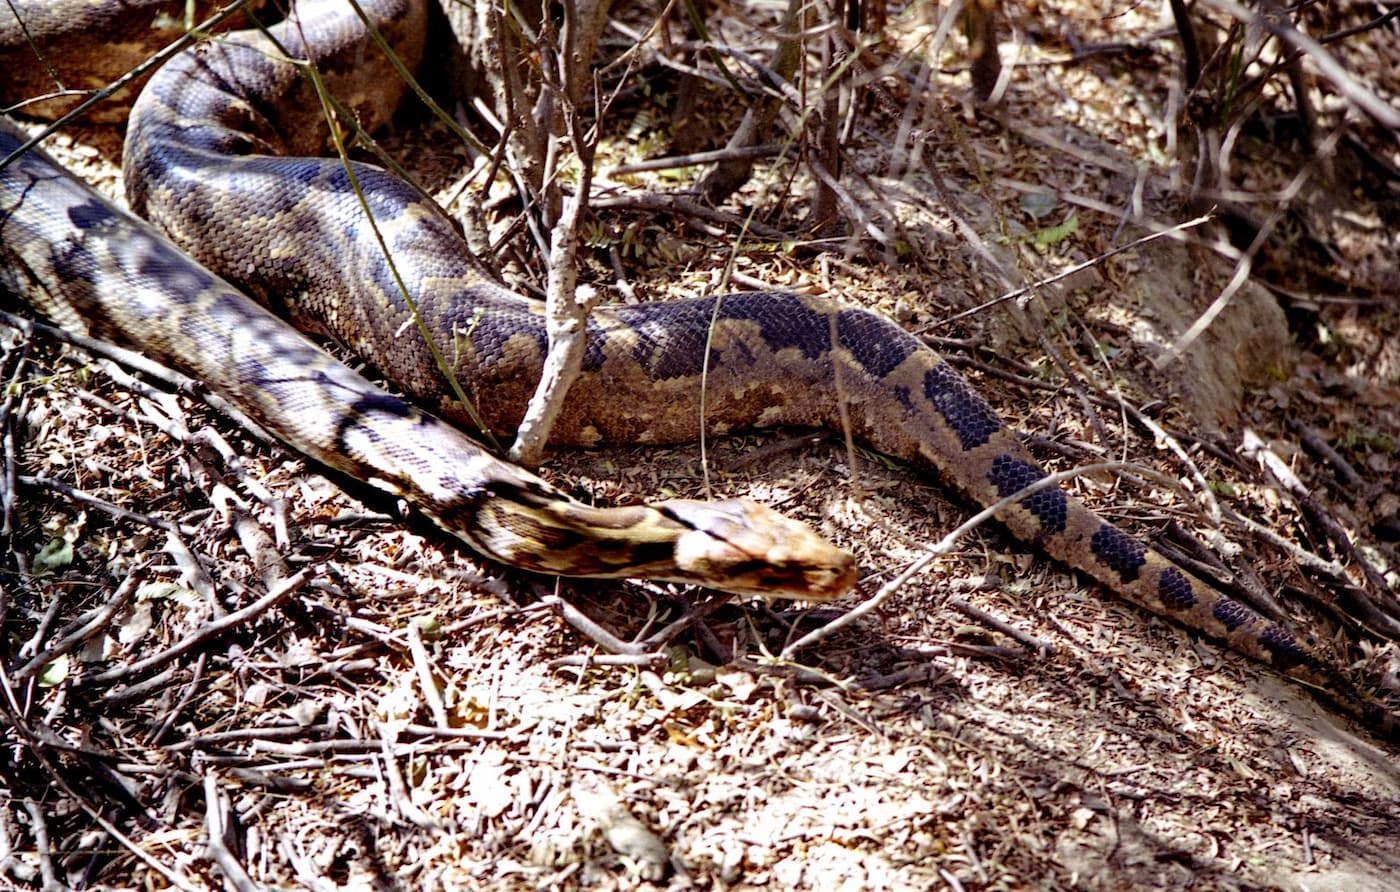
[1,0,1395,738]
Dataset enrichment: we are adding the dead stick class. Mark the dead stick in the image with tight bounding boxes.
[948,597,1053,655]
[85,570,309,686]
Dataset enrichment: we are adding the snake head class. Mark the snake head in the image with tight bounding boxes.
[659,499,857,600]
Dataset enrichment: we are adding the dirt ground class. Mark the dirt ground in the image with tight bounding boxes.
[3,1,1399,890]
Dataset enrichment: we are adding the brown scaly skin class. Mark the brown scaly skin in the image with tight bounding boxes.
[1,0,1395,739]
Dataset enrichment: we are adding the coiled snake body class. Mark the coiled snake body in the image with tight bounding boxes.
[1,0,1394,737]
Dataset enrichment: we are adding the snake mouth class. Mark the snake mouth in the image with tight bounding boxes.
[661,498,857,601]
[683,556,858,601]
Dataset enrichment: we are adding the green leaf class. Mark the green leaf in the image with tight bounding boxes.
[33,538,73,574]
[1030,215,1078,251]
[38,653,70,688]
[136,581,200,606]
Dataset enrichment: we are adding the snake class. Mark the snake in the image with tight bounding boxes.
[0,0,1394,739]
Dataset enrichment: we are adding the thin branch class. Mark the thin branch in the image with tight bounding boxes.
[12,572,141,682]
[84,570,310,687]
[948,597,1054,655]
[608,144,784,175]
[202,771,261,892]
[17,475,194,536]
[780,461,1146,658]
[1200,0,1400,129]
[509,67,599,467]
[919,212,1215,334]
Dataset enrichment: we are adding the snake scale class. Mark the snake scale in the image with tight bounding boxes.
[1,0,1394,739]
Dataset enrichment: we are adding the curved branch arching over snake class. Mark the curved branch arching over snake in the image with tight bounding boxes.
[0,0,1394,739]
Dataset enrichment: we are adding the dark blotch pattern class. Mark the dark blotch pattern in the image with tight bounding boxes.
[467,302,548,368]
[718,291,829,361]
[837,309,915,379]
[1157,567,1197,611]
[67,198,118,230]
[136,242,218,298]
[923,364,1001,450]
[48,241,98,286]
[355,166,417,219]
[1090,525,1147,582]
[619,537,680,570]
[581,317,609,372]
[987,455,1067,533]
[1212,597,1253,631]
[628,301,713,380]
[1259,626,1317,671]
[268,153,326,190]
[363,392,417,422]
